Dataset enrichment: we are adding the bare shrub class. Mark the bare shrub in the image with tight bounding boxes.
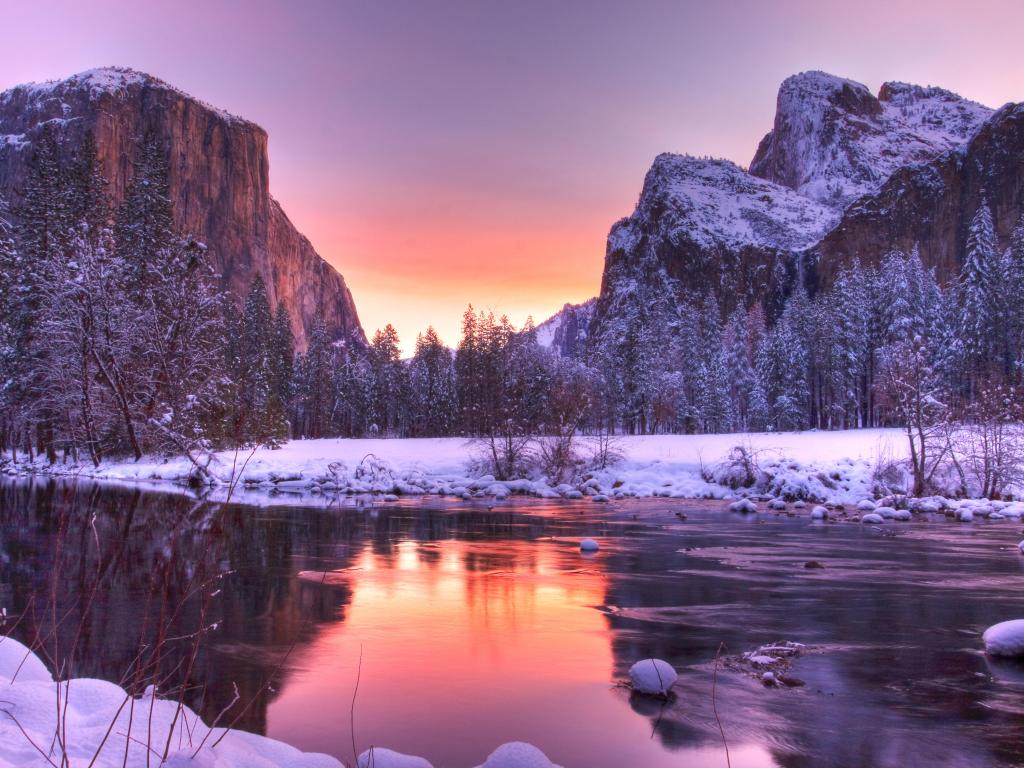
[949,381,1024,498]
[468,430,534,480]
[587,429,624,471]
[704,443,762,489]
[878,338,952,496]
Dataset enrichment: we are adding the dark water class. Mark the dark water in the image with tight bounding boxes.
[1,478,1023,768]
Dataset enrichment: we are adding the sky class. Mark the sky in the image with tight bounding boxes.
[1,0,1023,352]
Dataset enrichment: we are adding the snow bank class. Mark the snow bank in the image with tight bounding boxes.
[0,636,342,768]
[10,429,919,506]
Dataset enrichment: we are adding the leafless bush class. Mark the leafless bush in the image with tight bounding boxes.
[949,382,1024,498]
[878,338,952,496]
[468,430,535,480]
[704,443,762,489]
[535,435,585,485]
[870,438,908,496]
[586,429,624,471]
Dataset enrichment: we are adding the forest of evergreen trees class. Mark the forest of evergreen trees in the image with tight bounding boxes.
[2,136,1023,467]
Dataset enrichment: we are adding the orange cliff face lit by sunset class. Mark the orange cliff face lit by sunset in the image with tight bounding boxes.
[3,2,1024,352]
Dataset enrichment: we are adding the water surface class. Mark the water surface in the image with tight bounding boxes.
[1,478,1022,767]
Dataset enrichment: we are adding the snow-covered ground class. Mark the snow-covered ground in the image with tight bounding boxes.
[0,634,563,768]
[7,429,920,505]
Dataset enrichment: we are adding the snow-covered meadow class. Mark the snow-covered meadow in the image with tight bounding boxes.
[8,429,917,505]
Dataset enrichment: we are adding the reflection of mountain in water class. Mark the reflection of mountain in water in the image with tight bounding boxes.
[597,507,1024,767]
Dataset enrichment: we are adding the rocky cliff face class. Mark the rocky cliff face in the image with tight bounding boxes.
[535,299,595,358]
[590,71,1020,344]
[0,68,363,349]
[749,72,991,207]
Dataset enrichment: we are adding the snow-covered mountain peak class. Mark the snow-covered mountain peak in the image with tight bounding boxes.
[632,153,839,251]
[0,67,253,127]
[750,71,993,208]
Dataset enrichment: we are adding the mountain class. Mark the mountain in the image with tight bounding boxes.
[749,72,991,207]
[535,299,596,358]
[588,71,1017,346]
[0,67,363,349]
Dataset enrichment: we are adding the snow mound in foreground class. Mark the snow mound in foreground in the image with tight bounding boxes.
[358,747,434,768]
[474,742,563,768]
[983,620,1024,657]
[628,658,678,695]
[0,636,343,768]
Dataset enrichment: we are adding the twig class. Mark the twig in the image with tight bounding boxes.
[350,644,363,765]
[712,641,731,768]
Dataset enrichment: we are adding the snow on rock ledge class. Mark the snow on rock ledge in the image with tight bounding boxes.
[983,620,1024,658]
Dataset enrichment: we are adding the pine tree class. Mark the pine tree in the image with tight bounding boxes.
[115,131,174,287]
[960,201,998,392]
[410,326,455,436]
[269,301,295,432]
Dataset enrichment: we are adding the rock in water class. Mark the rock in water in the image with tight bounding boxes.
[983,620,1024,657]
[474,742,564,768]
[358,748,434,768]
[580,538,600,552]
[810,505,828,520]
[861,513,884,524]
[729,498,758,514]
[629,658,678,695]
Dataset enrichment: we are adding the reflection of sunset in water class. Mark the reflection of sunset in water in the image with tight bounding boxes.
[268,537,772,767]
[7,482,1021,768]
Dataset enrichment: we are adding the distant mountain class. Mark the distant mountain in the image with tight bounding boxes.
[0,67,363,349]
[535,299,596,358]
[589,71,1017,348]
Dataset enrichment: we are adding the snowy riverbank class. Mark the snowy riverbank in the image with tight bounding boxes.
[2,429,930,504]
[0,635,564,768]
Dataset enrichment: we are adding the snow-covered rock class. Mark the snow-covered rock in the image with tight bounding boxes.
[810,505,828,520]
[982,620,1024,657]
[0,636,343,768]
[856,499,877,511]
[579,538,600,552]
[358,748,434,768]
[474,742,563,768]
[874,506,897,519]
[628,658,678,695]
[861,513,884,524]
[750,71,991,207]
[729,498,758,514]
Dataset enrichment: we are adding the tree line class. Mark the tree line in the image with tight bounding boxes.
[2,134,1022,473]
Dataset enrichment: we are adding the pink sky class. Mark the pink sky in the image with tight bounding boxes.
[1,0,1022,352]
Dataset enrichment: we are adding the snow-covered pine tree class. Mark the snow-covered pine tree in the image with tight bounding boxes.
[410,326,455,436]
[269,301,295,433]
[294,317,334,439]
[114,131,174,288]
[368,324,405,436]
[959,201,999,394]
